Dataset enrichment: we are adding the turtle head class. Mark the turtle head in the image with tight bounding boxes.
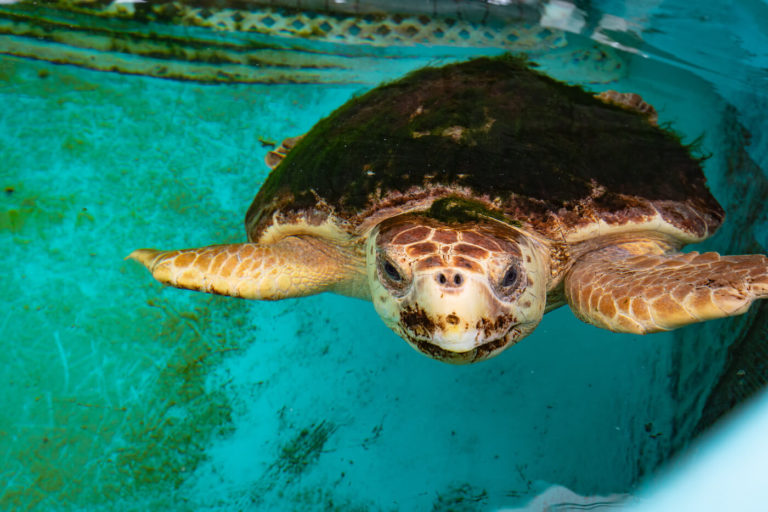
[365,214,548,364]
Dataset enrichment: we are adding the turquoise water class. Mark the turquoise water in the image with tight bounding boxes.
[1,1,767,510]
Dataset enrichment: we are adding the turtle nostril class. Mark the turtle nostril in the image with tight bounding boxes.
[436,271,464,287]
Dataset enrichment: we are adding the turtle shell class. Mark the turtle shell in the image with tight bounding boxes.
[246,55,723,244]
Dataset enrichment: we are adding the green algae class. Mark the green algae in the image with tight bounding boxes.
[273,420,338,476]
[0,56,264,511]
[0,290,241,510]
[247,54,717,237]
[424,196,518,226]
[111,299,238,490]
[431,483,489,512]
[0,185,76,236]
[243,419,340,508]
[0,49,376,510]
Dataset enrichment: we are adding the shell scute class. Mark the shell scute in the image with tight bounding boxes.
[246,55,723,244]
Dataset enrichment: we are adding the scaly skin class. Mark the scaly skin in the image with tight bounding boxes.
[368,216,549,363]
[128,236,365,300]
[565,241,768,333]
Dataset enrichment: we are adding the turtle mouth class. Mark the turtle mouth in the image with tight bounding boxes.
[406,325,522,364]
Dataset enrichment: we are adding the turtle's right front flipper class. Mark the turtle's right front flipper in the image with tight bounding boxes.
[128,236,365,300]
[564,242,768,334]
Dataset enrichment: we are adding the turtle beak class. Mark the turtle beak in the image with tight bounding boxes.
[398,270,516,354]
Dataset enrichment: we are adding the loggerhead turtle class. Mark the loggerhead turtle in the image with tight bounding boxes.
[129,55,768,364]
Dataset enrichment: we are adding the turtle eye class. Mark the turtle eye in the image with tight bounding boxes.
[380,258,403,282]
[501,265,519,288]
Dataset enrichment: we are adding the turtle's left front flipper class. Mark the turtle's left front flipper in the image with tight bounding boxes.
[564,242,768,334]
[128,237,365,300]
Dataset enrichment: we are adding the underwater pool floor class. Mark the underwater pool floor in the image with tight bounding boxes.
[2,2,768,508]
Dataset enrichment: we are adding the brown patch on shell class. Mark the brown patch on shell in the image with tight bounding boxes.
[246,194,339,244]
[561,194,723,243]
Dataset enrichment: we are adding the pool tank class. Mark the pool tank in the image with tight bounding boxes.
[1,1,767,510]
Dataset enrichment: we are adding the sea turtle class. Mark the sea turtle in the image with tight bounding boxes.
[129,55,768,364]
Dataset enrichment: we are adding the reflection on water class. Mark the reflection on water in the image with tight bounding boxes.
[1,1,766,510]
